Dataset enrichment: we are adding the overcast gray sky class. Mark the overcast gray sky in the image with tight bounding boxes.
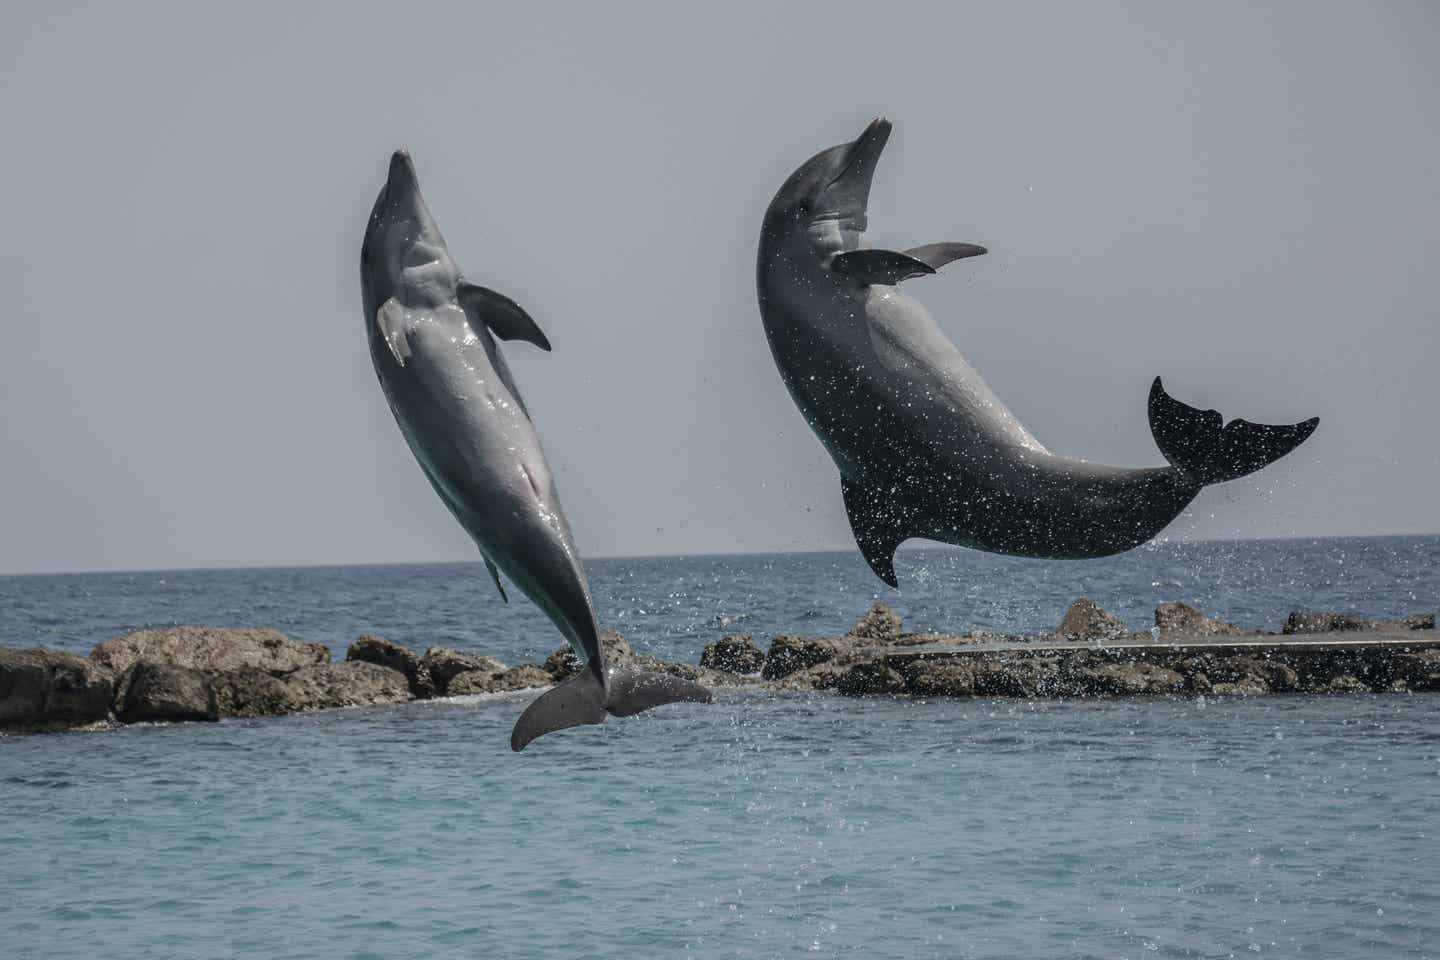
[1,1,1436,575]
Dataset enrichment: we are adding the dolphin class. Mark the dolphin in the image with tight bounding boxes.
[360,150,710,750]
[756,118,1319,587]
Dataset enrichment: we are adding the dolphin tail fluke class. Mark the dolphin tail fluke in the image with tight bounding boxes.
[1147,377,1319,486]
[841,477,906,589]
[510,666,713,751]
[510,669,608,751]
[605,668,712,717]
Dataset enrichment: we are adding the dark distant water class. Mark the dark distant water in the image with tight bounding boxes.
[2,536,1436,663]
[2,537,1438,959]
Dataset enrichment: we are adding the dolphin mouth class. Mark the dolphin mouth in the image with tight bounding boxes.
[826,117,891,192]
[387,148,419,194]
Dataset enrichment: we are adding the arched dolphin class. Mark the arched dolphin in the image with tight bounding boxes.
[756,118,1319,587]
[361,150,710,749]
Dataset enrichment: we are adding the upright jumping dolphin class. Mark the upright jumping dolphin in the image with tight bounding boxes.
[756,118,1319,587]
[361,150,710,750]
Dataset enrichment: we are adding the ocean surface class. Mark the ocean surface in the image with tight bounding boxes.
[2,536,1438,958]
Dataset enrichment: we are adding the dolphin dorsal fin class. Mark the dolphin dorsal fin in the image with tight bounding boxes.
[483,555,509,603]
[456,281,552,351]
[840,477,908,589]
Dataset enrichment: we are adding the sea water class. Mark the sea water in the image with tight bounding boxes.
[2,536,1437,958]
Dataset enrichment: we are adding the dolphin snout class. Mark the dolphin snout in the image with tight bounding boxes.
[852,117,891,165]
[861,116,892,143]
[388,149,418,188]
[824,117,892,200]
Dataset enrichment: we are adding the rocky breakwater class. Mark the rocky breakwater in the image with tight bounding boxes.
[1,624,734,733]
[690,600,1440,701]
[5,601,1436,733]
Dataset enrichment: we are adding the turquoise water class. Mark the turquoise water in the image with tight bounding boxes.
[2,537,1438,958]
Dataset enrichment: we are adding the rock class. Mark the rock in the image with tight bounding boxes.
[836,660,906,696]
[699,635,766,674]
[1391,650,1440,691]
[1057,599,1127,641]
[421,647,505,694]
[0,647,115,729]
[1217,655,1297,693]
[1209,678,1270,696]
[1065,659,1185,696]
[1282,611,1436,635]
[544,631,632,680]
[116,662,217,723]
[346,635,435,698]
[770,660,852,692]
[1324,675,1370,694]
[92,626,328,676]
[487,664,555,693]
[626,654,740,689]
[847,603,903,643]
[1154,602,1244,637]
[445,664,554,695]
[761,635,849,680]
[902,660,977,697]
[972,656,1061,697]
[1176,653,1293,695]
[440,664,552,693]
[213,662,410,717]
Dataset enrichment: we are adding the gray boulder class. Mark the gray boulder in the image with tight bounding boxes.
[544,631,632,680]
[1178,653,1294,695]
[92,626,328,676]
[972,656,1062,697]
[1210,677,1271,696]
[1155,602,1244,638]
[346,635,435,698]
[0,647,115,729]
[213,662,410,717]
[117,662,217,723]
[902,659,978,697]
[1391,650,1440,691]
[1064,659,1185,696]
[761,635,849,680]
[421,647,505,694]
[848,602,903,643]
[699,635,766,674]
[450,664,554,694]
[1057,599,1127,641]
[770,660,852,692]
[836,660,906,696]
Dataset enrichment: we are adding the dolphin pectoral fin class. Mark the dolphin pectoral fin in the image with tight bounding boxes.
[376,298,412,366]
[510,669,608,751]
[904,242,988,270]
[1147,377,1320,485]
[841,478,906,589]
[605,668,713,718]
[483,556,508,603]
[830,249,936,286]
[456,281,552,351]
